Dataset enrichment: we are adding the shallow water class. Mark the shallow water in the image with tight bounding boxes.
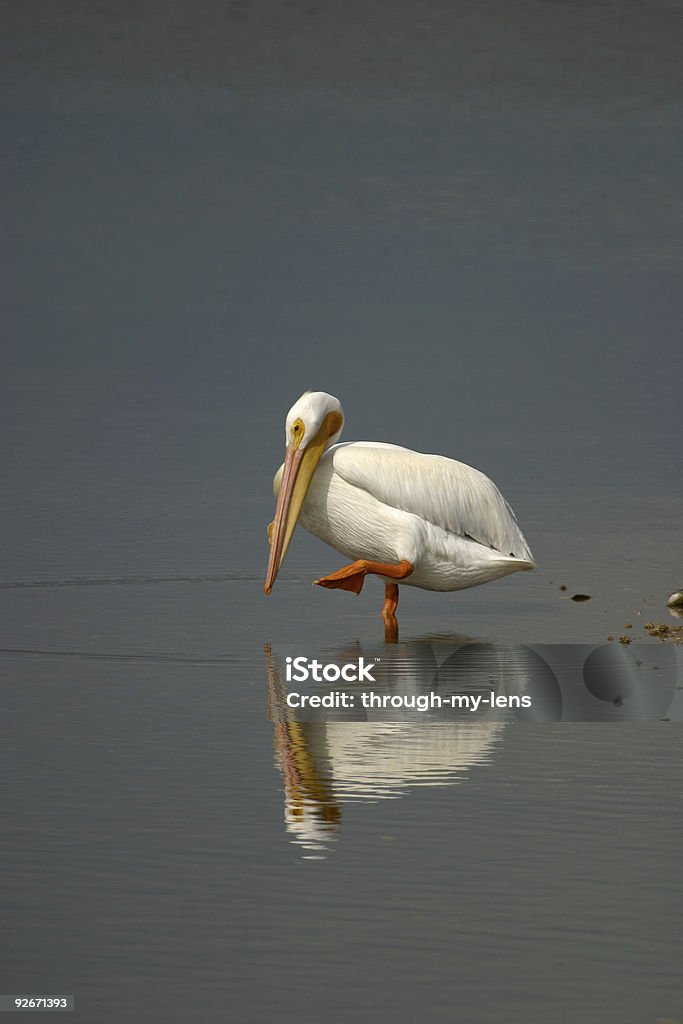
[2,2,683,1021]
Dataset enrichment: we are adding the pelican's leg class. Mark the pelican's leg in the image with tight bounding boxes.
[382,583,400,643]
[382,583,399,619]
[314,559,413,594]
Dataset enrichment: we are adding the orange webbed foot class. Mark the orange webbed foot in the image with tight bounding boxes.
[314,559,413,601]
[314,571,366,594]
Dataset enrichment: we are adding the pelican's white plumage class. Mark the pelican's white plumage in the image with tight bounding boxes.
[267,391,535,597]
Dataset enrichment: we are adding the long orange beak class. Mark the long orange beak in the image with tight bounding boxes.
[264,410,342,595]
[264,445,304,594]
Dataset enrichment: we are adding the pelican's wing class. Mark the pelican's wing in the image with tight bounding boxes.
[330,442,534,561]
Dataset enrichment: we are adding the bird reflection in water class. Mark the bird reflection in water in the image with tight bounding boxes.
[266,646,342,857]
[264,638,545,858]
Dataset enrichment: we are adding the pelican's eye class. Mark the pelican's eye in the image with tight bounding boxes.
[291,418,305,447]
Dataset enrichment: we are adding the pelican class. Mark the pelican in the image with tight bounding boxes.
[265,391,535,636]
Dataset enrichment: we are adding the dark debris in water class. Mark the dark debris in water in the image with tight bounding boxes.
[644,621,683,643]
[570,593,591,602]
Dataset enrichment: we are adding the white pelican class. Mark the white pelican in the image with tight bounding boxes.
[265,391,535,635]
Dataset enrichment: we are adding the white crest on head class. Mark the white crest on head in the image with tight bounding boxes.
[285,391,345,448]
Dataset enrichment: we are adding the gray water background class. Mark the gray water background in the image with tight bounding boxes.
[1,3,682,1021]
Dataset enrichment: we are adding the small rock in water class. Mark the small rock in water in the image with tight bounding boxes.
[559,585,567,591]
[570,593,591,602]
[666,590,683,608]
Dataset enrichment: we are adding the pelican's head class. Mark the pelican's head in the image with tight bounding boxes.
[264,391,344,594]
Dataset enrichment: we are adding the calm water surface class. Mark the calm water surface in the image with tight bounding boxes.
[2,2,682,1021]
